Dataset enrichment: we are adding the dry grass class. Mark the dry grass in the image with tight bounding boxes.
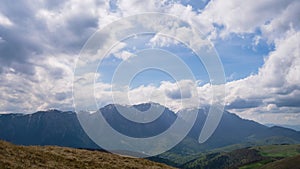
[259,154,300,169]
[0,140,176,169]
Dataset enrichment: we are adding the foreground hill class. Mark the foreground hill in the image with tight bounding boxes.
[151,144,300,169]
[259,154,300,169]
[0,140,175,169]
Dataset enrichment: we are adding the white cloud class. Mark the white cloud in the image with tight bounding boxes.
[0,0,299,126]
[223,30,300,125]
[231,108,300,126]
[116,0,172,16]
[0,13,13,27]
[0,54,75,113]
[185,0,300,125]
[261,0,300,42]
[91,79,200,112]
[164,80,194,100]
[201,0,298,39]
[259,29,300,88]
[114,50,135,60]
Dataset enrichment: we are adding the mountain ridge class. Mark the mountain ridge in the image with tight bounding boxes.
[0,103,299,155]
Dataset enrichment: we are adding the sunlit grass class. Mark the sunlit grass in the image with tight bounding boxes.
[0,140,176,169]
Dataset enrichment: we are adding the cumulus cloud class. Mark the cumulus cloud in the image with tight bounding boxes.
[0,13,13,27]
[226,97,262,109]
[0,54,74,113]
[181,0,299,125]
[0,0,299,126]
[164,80,193,100]
[261,0,300,42]
[222,29,300,126]
[0,0,117,113]
[0,0,116,75]
[91,79,200,112]
[201,0,298,39]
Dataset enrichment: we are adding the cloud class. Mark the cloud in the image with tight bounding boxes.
[221,29,300,126]
[0,0,115,113]
[164,80,193,100]
[116,0,171,16]
[261,0,300,42]
[0,0,299,126]
[91,79,200,112]
[0,62,74,113]
[226,97,262,109]
[0,1,47,74]
[0,13,13,27]
[114,50,135,60]
[55,92,70,101]
[0,0,117,75]
[234,108,300,126]
[200,0,298,39]
[111,42,136,61]
[272,90,300,108]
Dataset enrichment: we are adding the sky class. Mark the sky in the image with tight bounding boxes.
[0,0,299,127]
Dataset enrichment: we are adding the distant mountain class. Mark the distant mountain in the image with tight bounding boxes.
[0,109,99,149]
[205,110,300,145]
[99,103,176,138]
[0,103,300,156]
[265,123,300,131]
[170,109,300,155]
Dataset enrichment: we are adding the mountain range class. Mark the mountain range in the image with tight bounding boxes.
[0,103,299,156]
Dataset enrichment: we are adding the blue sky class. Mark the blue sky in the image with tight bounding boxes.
[0,0,299,127]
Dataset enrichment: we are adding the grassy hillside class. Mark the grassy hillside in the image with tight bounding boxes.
[0,140,176,169]
[253,144,300,157]
[185,148,263,169]
[259,155,300,169]
[239,144,300,169]
[150,144,300,169]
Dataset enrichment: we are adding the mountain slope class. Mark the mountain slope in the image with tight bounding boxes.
[182,148,263,169]
[259,154,300,169]
[0,140,175,169]
[177,144,300,169]
[167,109,300,156]
[100,103,176,138]
[0,109,99,149]
[0,103,300,155]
